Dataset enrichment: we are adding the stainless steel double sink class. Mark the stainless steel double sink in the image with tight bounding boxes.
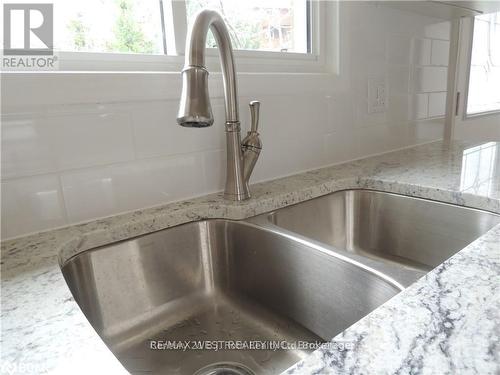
[61,190,500,375]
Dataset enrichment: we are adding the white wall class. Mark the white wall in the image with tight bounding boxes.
[0,2,451,239]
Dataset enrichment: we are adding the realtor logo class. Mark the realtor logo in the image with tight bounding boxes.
[3,3,53,55]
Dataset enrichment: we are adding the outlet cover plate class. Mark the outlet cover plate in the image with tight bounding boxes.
[368,77,388,113]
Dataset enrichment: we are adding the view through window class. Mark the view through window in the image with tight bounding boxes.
[51,0,310,55]
[185,0,310,53]
[55,0,164,54]
[467,11,500,115]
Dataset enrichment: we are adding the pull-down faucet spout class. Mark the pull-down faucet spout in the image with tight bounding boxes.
[176,9,262,201]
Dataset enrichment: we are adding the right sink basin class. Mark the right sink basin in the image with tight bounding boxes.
[261,189,500,274]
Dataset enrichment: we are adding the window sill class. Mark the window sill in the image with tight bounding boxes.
[464,109,500,121]
[55,50,327,74]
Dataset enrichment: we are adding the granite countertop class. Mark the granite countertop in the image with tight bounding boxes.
[1,140,499,375]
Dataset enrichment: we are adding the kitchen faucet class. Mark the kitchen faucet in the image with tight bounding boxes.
[177,9,262,201]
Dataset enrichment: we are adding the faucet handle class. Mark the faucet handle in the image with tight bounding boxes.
[242,100,262,151]
[249,101,260,133]
[242,101,262,183]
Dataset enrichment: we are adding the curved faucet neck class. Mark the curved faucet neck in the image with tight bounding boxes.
[184,10,239,123]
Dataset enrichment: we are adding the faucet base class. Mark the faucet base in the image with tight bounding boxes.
[224,125,250,201]
[223,191,251,201]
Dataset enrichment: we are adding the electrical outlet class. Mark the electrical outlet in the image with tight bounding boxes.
[368,78,387,113]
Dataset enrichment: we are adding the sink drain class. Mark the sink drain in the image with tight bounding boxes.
[193,362,255,375]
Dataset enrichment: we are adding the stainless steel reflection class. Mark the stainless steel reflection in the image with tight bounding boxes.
[177,10,262,201]
[261,190,500,275]
[62,220,400,375]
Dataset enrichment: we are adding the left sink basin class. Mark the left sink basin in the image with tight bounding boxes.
[62,219,400,375]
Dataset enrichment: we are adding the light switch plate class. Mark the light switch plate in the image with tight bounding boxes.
[368,77,387,113]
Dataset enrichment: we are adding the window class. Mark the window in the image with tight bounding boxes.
[185,0,310,53]
[55,0,165,54]
[466,11,500,115]
[52,0,312,57]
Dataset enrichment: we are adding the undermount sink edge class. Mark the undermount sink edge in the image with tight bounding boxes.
[60,189,500,375]
[62,219,401,375]
[251,189,500,288]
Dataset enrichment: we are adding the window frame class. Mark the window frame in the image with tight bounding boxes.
[462,13,500,119]
[55,0,331,74]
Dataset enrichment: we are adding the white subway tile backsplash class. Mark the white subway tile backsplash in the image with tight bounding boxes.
[351,30,386,69]
[424,22,451,41]
[48,111,135,170]
[411,94,429,120]
[61,154,207,223]
[323,131,362,165]
[200,149,226,190]
[1,174,67,238]
[355,100,388,128]
[1,114,56,178]
[412,38,431,66]
[61,165,132,222]
[387,65,410,94]
[1,109,137,180]
[252,135,325,182]
[132,100,225,159]
[431,40,450,66]
[386,35,411,65]
[428,92,447,117]
[357,124,394,155]
[388,95,410,123]
[414,120,445,141]
[414,66,448,92]
[327,93,355,133]
[257,95,329,140]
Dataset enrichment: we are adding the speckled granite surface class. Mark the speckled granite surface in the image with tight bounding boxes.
[284,223,500,375]
[2,140,499,375]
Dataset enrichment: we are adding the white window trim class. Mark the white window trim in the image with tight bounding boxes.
[459,15,500,120]
[53,0,335,74]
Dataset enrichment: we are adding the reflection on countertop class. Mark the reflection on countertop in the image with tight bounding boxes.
[460,142,499,197]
